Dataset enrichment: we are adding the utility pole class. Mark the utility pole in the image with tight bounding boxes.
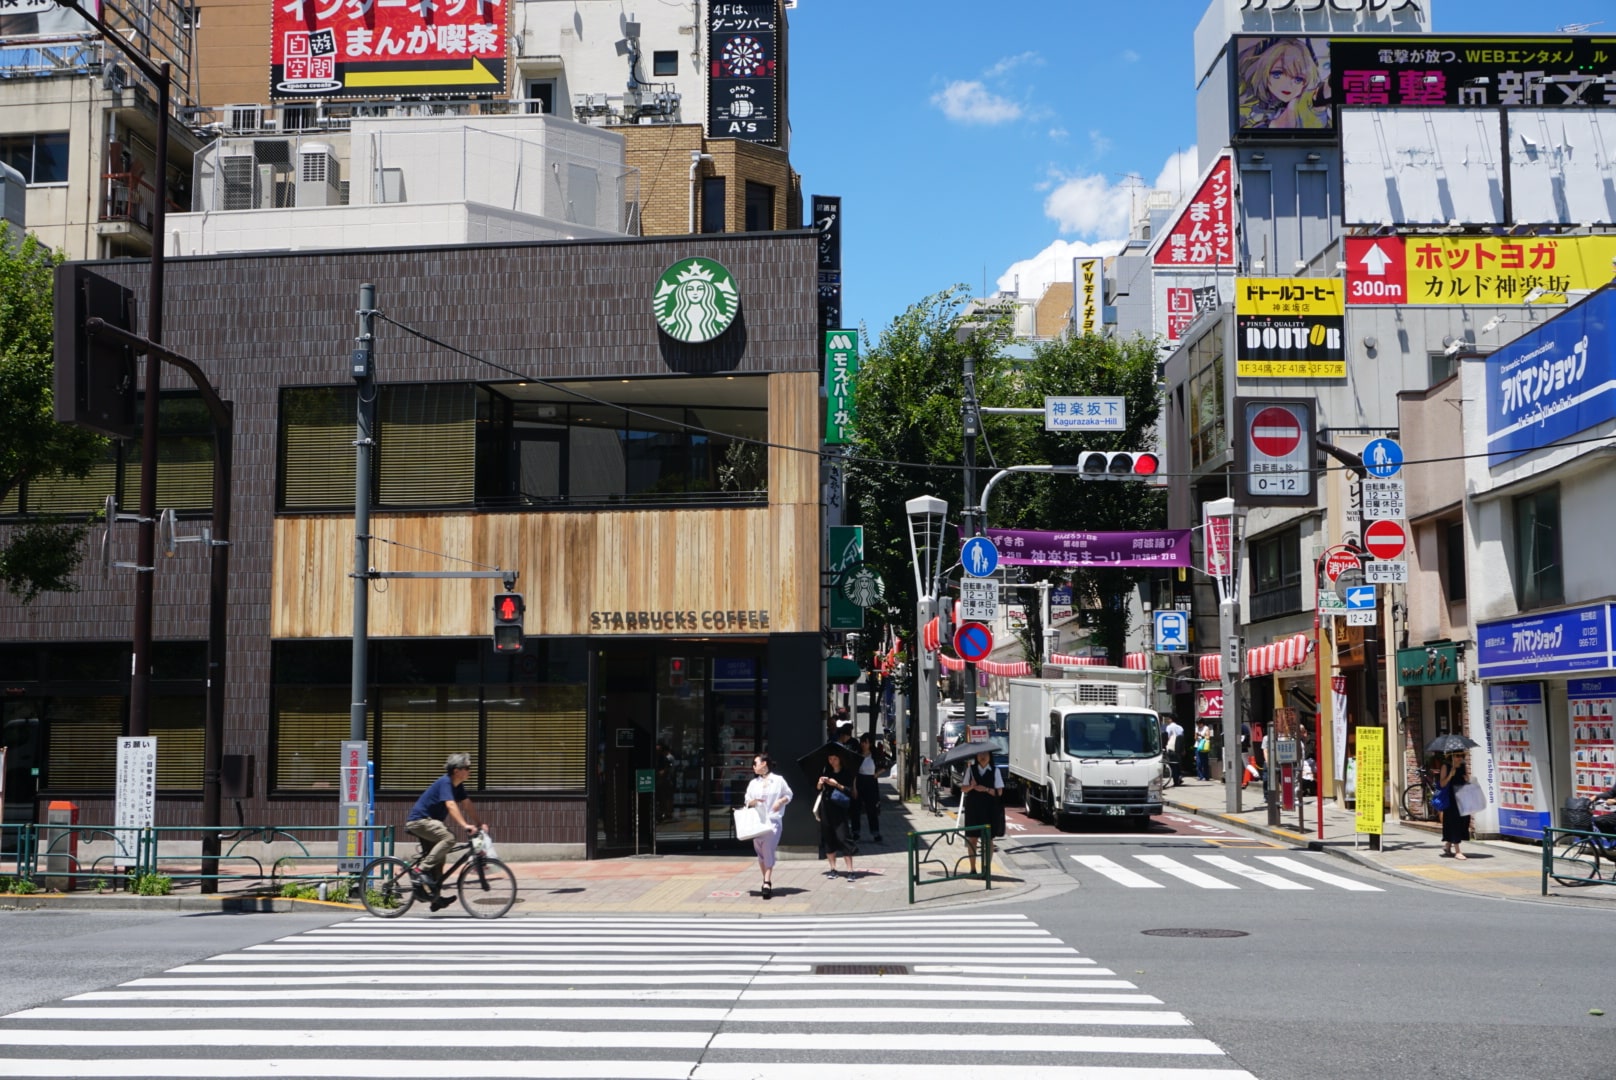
[960,355,981,737]
[350,284,377,744]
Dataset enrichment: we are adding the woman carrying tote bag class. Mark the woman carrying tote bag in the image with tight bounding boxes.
[742,754,792,899]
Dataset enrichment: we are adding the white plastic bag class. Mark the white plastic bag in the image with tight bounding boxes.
[733,806,772,841]
[474,831,499,861]
[1455,781,1487,817]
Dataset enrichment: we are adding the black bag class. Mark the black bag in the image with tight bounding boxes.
[1564,797,1594,832]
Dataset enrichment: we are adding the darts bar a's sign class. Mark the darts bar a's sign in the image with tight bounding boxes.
[708,1,779,144]
[590,609,771,632]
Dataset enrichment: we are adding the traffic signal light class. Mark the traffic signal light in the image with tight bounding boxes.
[937,596,955,643]
[492,592,525,653]
[1077,450,1160,480]
[53,264,137,439]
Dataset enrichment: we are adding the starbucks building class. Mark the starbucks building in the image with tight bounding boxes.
[1,231,827,858]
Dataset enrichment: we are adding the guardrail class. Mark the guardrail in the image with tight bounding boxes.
[907,824,993,905]
[4,824,394,892]
[1543,825,1616,893]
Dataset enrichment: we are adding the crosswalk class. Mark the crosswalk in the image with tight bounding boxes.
[0,913,1260,1078]
[1071,853,1383,891]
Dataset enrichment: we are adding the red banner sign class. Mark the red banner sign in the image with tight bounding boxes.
[271,0,508,100]
[1153,155,1234,267]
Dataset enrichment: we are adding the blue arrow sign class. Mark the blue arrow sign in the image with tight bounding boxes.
[1154,610,1189,653]
[1346,585,1377,610]
[1362,438,1403,479]
[961,536,1000,578]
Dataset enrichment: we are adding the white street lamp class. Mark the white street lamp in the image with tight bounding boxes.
[905,495,948,794]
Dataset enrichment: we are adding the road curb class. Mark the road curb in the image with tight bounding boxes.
[0,892,363,914]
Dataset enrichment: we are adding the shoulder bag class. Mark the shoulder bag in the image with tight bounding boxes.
[1454,780,1487,816]
[732,805,773,841]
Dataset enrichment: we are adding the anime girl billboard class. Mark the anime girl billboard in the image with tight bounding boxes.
[1235,37,1334,134]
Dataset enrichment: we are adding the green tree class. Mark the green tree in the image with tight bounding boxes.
[0,226,108,601]
[843,286,1016,665]
[1006,332,1168,663]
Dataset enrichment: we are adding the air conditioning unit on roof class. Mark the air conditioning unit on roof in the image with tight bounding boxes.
[296,142,341,207]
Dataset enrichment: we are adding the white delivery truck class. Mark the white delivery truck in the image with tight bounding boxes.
[1007,669,1169,828]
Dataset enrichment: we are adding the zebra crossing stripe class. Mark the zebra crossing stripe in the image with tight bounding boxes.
[0,1063,1257,1080]
[1192,854,1310,889]
[1133,855,1239,889]
[1070,854,1165,888]
[1254,856,1383,891]
[74,987,1161,1005]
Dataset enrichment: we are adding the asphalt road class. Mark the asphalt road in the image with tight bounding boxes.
[1000,830,1616,1080]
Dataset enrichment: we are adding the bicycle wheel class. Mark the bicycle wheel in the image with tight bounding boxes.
[359,856,416,918]
[1401,782,1431,821]
[457,856,517,919]
[1550,834,1601,887]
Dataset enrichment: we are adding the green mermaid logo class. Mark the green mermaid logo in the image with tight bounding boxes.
[653,258,740,343]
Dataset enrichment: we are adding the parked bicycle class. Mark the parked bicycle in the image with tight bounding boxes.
[1549,799,1615,887]
[359,831,517,919]
[922,759,953,816]
[1400,763,1442,822]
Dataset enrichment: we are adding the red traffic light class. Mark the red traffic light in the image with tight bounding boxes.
[492,592,525,653]
[670,656,686,688]
[496,595,521,622]
[1131,452,1160,476]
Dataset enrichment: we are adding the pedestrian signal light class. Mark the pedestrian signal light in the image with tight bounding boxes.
[669,656,686,688]
[1077,450,1160,480]
[492,592,525,653]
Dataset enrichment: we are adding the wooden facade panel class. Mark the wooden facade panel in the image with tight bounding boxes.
[769,371,820,507]
[274,505,809,638]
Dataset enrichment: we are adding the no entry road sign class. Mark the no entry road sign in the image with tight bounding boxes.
[1364,519,1407,561]
[1251,406,1302,457]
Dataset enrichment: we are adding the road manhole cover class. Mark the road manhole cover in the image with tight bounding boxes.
[1141,928,1249,938]
[814,964,909,975]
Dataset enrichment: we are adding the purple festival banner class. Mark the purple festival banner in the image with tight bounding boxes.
[984,528,1193,569]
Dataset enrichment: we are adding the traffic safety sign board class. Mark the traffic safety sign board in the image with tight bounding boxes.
[1363,438,1404,479]
[1238,398,1314,505]
[1154,610,1189,653]
[959,578,999,622]
[960,536,1000,578]
[1364,519,1407,561]
[1364,560,1408,584]
[954,622,994,663]
[1360,478,1405,521]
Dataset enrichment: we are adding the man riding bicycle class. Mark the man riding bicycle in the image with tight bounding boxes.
[406,753,484,911]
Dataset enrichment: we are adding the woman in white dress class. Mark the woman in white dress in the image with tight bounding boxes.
[744,753,792,899]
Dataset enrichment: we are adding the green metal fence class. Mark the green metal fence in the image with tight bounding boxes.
[907,824,992,904]
[1542,825,1614,893]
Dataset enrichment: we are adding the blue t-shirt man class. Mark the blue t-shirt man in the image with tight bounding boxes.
[404,754,482,905]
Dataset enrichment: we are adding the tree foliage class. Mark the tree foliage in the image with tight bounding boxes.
[843,286,1167,669]
[0,225,108,601]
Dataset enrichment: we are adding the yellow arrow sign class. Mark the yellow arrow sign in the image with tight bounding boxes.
[345,57,501,89]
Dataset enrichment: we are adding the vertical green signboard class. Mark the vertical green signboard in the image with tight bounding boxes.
[829,524,863,630]
[825,330,859,444]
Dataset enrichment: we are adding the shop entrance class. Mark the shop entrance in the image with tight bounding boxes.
[594,643,766,854]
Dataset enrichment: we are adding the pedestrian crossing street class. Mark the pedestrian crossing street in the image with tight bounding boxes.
[0,912,1261,1079]
[1071,852,1383,892]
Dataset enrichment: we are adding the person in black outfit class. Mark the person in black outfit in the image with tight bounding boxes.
[959,750,1005,876]
[1591,782,1616,840]
[817,750,858,879]
[1437,751,1471,858]
[852,733,883,844]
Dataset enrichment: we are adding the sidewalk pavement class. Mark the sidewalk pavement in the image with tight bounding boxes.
[8,777,1611,916]
[0,778,1062,917]
[1163,774,1616,908]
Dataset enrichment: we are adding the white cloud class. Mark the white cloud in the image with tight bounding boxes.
[1040,148,1200,238]
[932,80,1023,124]
[1048,126,1070,141]
[1121,48,1141,63]
[984,51,1041,78]
[1089,130,1114,157]
[995,238,1127,300]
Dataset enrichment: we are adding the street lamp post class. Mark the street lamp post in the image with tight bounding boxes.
[906,495,948,798]
[1204,498,1248,815]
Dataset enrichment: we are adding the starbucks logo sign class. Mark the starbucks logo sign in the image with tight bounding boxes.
[653,258,740,343]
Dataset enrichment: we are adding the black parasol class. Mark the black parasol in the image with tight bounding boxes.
[797,740,860,777]
[931,738,1006,771]
[1426,734,1480,755]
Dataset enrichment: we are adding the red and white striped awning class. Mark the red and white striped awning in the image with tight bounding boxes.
[1050,653,1109,668]
[938,653,965,671]
[1246,633,1314,679]
[1124,652,1148,671]
[979,659,1034,677]
[1198,653,1221,682]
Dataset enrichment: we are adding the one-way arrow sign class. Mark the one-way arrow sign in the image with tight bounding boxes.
[1359,242,1394,276]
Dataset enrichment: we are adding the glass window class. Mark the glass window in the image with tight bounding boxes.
[0,133,69,184]
[280,386,358,510]
[744,180,774,232]
[43,697,123,789]
[1186,333,1226,469]
[1442,519,1466,603]
[484,684,587,789]
[701,176,726,234]
[568,405,627,500]
[378,384,474,507]
[272,686,355,791]
[652,51,677,77]
[379,686,480,792]
[1513,486,1562,608]
[151,696,204,790]
[624,407,689,497]
[690,407,767,494]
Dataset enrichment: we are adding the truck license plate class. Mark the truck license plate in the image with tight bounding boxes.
[1106,805,1125,816]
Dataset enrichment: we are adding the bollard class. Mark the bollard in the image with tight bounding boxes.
[41,800,78,891]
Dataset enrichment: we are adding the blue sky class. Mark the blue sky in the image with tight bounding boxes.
[786,0,1613,343]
